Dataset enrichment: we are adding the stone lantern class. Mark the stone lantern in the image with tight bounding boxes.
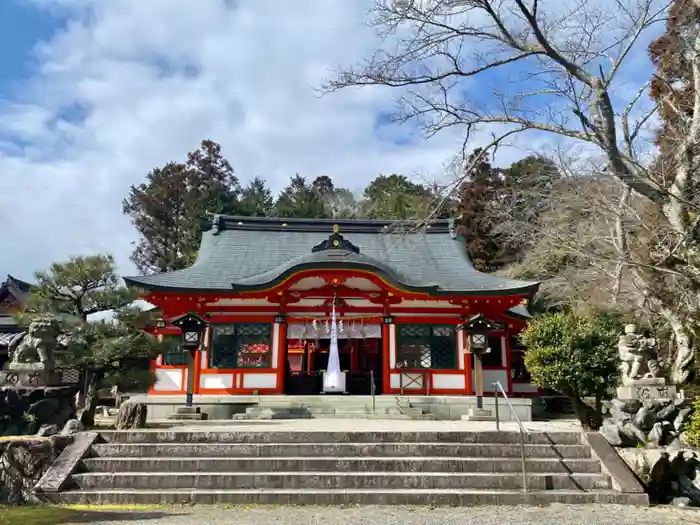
[170,312,208,418]
[459,314,504,421]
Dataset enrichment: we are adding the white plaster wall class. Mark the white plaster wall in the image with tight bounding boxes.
[200,374,234,390]
[431,374,465,390]
[388,324,397,368]
[200,327,210,369]
[472,369,509,393]
[271,323,280,369]
[153,369,183,392]
[457,330,465,370]
[242,373,278,389]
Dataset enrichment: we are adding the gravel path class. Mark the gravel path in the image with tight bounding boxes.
[64,504,699,525]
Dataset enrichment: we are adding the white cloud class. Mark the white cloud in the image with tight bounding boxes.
[2,0,479,280]
[0,0,661,281]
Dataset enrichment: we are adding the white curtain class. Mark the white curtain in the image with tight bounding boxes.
[287,322,381,339]
[322,304,343,392]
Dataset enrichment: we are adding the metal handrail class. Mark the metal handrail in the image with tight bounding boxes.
[369,369,376,414]
[492,381,529,496]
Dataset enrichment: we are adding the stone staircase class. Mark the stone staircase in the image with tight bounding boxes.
[232,396,436,420]
[43,430,649,505]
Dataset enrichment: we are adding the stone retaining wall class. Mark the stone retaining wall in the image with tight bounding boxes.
[0,437,60,505]
[617,445,700,505]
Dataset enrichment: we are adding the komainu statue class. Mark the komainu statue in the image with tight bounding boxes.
[10,316,61,369]
[618,324,660,383]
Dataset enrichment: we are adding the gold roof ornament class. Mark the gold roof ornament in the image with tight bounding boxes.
[333,224,339,233]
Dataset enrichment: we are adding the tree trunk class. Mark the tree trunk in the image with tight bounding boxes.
[664,308,695,384]
[114,403,148,430]
[76,371,101,428]
[630,268,696,385]
[572,397,593,430]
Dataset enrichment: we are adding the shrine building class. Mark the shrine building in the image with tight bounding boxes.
[124,215,540,399]
[0,275,31,369]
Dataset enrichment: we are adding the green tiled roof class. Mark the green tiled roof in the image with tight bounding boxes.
[124,215,539,297]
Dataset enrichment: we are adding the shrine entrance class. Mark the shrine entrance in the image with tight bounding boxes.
[284,337,383,395]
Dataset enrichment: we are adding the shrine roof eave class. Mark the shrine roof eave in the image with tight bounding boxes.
[123,262,540,298]
[0,274,32,304]
[503,304,533,320]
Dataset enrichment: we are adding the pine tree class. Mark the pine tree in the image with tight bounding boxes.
[21,254,170,427]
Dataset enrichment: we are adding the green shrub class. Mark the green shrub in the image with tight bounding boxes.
[521,310,623,429]
[684,397,700,448]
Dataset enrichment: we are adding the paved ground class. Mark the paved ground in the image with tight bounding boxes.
[55,504,699,525]
[129,418,584,433]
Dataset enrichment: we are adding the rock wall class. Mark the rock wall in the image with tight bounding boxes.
[0,437,59,505]
[0,385,78,436]
[618,446,700,505]
[599,398,691,448]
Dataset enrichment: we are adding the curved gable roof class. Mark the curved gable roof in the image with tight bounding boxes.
[124,216,539,297]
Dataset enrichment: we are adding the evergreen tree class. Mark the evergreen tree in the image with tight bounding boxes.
[21,254,169,427]
[123,140,240,274]
[497,155,561,266]
[275,174,331,218]
[456,149,504,271]
[327,187,362,219]
[238,177,274,217]
[361,174,431,220]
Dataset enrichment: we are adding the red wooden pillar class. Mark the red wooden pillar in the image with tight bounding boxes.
[193,350,202,395]
[463,329,474,395]
[382,323,391,394]
[275,317,288,394]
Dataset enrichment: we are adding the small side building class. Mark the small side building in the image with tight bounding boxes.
[0,275,31,369]
[124,215,542,405]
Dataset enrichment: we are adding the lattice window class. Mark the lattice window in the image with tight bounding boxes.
[161,334,189,366]
[59,368,81,385]
[210,323,272,369]
[396,324,457,370]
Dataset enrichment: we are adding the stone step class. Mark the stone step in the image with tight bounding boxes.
[96,430,582,445]
[69,471,611,491]
[44,488,650,506]
[231,413,435,420]
[244,406,420,415]
[90,442,591,459]
[81,456,602,474]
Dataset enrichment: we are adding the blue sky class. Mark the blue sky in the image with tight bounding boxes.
[0,0,664,282]
[0,1,61,91]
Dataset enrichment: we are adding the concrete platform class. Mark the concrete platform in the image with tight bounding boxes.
[133,417,582,433]
[127,394,533,422]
